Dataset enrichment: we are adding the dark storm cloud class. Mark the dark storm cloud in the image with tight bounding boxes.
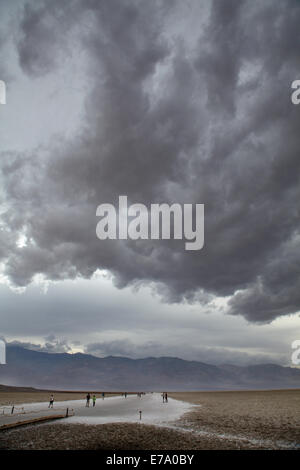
[16,0,83,76]
[1,0,300,322]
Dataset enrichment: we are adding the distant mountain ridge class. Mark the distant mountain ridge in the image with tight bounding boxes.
[0,345,299,391]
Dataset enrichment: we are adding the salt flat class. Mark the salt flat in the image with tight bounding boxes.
[59,393,196,425]
[0,393,197,428]
[1,390,299,449]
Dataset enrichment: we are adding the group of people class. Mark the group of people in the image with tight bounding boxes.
[85,393,97,407]
[48,391,163,409]
[49,392,104,408]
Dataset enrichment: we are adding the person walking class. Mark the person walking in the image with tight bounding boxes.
[162,392,165,403]
[48,394,54,408]
[165,392,168,403]
[92,394,96,407]
[86,393,91,407]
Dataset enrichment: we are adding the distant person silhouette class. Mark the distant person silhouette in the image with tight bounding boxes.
[86,393,91,407]
[48,394,54,408]
[92,395,96,407]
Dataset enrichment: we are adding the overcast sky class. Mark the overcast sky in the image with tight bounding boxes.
[0,0,299,366]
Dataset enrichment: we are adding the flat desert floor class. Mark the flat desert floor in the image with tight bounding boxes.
[169,390,300,449]
[0,389,299,450]
[0,391,119,406]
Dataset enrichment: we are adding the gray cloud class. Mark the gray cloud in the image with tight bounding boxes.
[8,336,71,354]
[0,279,297,367]
[85,338,288,366]
[0,0,300,323]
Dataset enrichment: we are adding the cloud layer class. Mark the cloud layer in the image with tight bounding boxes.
[1,0,300,323]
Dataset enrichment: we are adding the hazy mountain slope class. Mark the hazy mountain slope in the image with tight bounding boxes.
[0,346,299,391]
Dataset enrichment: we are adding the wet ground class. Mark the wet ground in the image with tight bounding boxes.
[0,390,299,449]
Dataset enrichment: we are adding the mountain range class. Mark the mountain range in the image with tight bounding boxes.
[0,345,299,391]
